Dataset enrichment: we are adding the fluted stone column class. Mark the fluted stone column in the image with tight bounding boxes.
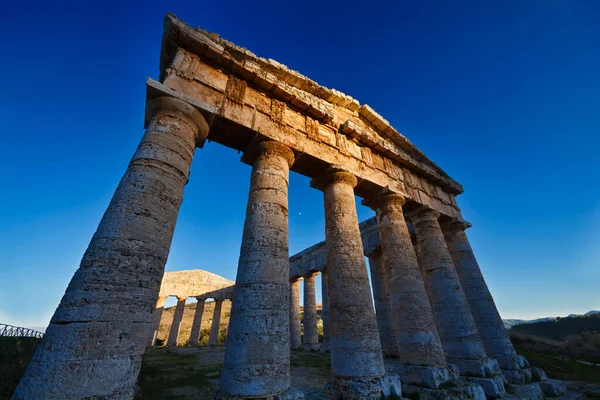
[367,249,399,358]
[303,273,319,351]
[219,141,300,399]
[167,297,187,347]
[290,279,302,349]
[411,207,505,397]
[372,193,457,388]
[208,299,223,346]
[311,169,400,399]
[320,270,331,351]
[188,297,206,346]
[13,96,208,400]
[148,296,168,347]
[443,219,532,383]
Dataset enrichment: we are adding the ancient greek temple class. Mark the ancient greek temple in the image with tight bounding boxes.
[13,13,565,400]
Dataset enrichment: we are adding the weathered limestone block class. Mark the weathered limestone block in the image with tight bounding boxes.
[370,193,456,389]
[12,96,208,400]
[148,296,167,347]
[188,297,206,346]
[402,382,486,400]
[410,207,506,398]
[320,270,331,351]
[208,299,224,346]
[366,249,399,358]
[303,273,320,351]
[218,141,299,399]
[290,279,302,350]
[311,169,395,399]
[539,379,567,397]
[167,297,187,347]
[443,218,534,384]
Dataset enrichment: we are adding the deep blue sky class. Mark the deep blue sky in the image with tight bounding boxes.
[1,0,599,328]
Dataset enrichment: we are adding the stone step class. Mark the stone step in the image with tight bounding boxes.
[503,382,544,400]
[539,379,567,397]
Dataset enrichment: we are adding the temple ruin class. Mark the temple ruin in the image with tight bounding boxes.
[13,13,567,400]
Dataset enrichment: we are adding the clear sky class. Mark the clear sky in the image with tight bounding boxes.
[1,0,599,329]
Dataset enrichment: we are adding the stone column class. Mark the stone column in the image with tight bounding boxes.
[13,96,208,400]
[372,193,456,388]
[410,207,505,396]
[320,270,331,351]
[311,169,400,399]
[303,273,319,351]
[219,141,300,399]
[208,299,223,346]
[443,219,532,383]
[167,297,187,347]
[290,279,302,350]
[188,297,206,346]
[367,249,399,358]
[148,296,168,347]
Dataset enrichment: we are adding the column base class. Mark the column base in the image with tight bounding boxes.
[324,374,401,400]
[215,386,304,400]
[302,343,320,352]
[464,374,507,398]
[450,356,501,377]
[402,381,486,400]
[389,361,459,388]
[502,367,533,384]
[504,382,544,400]
[319,344,331,353]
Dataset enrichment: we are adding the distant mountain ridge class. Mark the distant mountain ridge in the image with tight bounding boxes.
[503,310,600,329]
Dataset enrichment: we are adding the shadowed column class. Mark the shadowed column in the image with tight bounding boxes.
[148,296,168,347]
[311,169,400,399]
[372,193,457,388]
[218,141,300,399]
[443,219,532,383]
[320,270,331,351]
[410,207,505,397]
[367,249,399,358]
[167,297,187,347]
[208,299,223,346]
[290,279,302,349]
[303,273,319,351]
[188,297,206,346]
[12,96,208,400]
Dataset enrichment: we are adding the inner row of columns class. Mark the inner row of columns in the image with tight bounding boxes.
[148,297,231,347]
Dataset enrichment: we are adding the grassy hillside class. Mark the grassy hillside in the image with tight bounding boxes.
[511,314,600,342]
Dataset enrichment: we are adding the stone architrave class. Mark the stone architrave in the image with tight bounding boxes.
[366,249,399,358]
[290,279,302,349]
[320,270,331,351]
[208,299,223,346]
[218,141,301,399]
[311,169,401,399]
[167,298,187,347]
[302,273,319,351]
[410,207,505,397]
[188,297,206,346]
[372,193,458,388]
[148,296,168,347]
[443,219,532,383]
[12,96,208,400]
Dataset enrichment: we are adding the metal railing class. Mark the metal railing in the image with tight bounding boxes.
[0,323,44,339]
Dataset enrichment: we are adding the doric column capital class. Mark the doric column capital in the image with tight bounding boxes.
[407,206,440,225]
[145,96,209,146]
[241,140,295,167]
[176,296,187,302]
[442,218,472,236]
[304,271,318,280]
[310,167,357,191]
[365,246,382,258]
[362,187,406,212]
[195,297,207,302]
